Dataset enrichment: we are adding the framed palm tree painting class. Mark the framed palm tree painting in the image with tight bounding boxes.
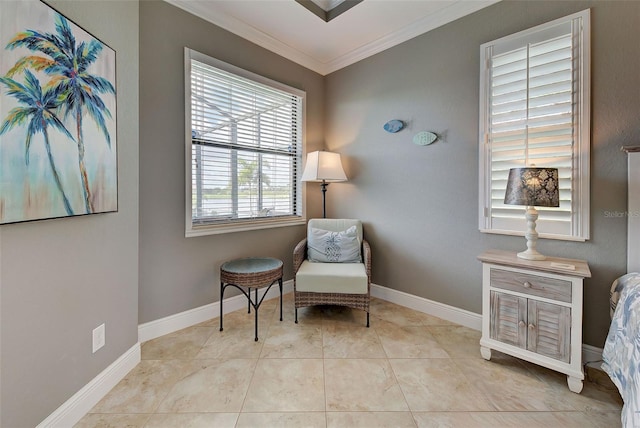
[0,0,117,224]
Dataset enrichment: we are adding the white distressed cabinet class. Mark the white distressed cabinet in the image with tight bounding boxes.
[478,250,591,393]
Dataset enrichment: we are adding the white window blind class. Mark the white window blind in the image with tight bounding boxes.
[479,10,590,241]
[185,49,305,236]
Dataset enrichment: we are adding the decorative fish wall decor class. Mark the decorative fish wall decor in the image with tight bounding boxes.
[383,119,405,133]
[413,131,438,146]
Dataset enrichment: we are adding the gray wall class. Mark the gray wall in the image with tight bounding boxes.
[139,1,325,323]
[325,0,640,347]
[3,2,632,424]
[0,1,139,427]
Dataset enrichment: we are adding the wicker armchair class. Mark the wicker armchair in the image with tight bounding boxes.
[293,219,371,327]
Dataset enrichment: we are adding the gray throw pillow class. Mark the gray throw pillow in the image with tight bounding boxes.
[308,225,361,263]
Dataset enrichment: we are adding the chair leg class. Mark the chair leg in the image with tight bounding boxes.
[366,312,370,328]
[295,307,298,324]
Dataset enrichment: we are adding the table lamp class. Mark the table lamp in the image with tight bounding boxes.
[301,151,347,218]
[504,167,560,260]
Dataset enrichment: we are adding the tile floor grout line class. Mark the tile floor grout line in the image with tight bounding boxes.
[386,350,419,428]
[77,295,623,428]
[449,356,502,413]
[236,297,273,424]
[320,306,328,425]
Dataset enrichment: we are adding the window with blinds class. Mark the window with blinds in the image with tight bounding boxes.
[479,10,590,241]
[185,49,305,236]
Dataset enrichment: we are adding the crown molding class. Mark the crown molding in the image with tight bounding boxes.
[324,0,500,74]
[166,0,500,76]
[167,0,327,73]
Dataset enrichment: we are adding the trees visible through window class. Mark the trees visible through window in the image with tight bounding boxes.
[185,49,305,236]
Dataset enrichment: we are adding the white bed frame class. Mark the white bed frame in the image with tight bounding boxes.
[625,146,640,272]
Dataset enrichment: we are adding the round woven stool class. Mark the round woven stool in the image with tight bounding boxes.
[219,257,283,341]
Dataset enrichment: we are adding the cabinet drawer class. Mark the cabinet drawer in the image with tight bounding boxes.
[490,268,572,303]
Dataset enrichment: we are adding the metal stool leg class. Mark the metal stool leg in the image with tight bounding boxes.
[279,278,283,322]
[254,288,259,341]
[219,282,225,332]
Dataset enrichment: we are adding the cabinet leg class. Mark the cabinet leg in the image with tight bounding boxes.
[567,376,583,393]
[480,346,491,360]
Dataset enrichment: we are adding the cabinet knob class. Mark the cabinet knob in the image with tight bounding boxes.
[528,323,535,330]
[523,281,532,288]
[519,320,526,327]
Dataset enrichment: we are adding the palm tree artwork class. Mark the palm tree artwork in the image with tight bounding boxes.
[0,70,75,215]
[0,2,116,224]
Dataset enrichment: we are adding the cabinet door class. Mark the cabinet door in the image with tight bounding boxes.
[527,300,571,362]
[490,291,527,348]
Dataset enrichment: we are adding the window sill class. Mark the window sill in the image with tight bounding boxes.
[186,216,307,237]
[479,228,588,242]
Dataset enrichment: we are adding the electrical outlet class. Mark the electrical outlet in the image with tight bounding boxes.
[92,323,105,353]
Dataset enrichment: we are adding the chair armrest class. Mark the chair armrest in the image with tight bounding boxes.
[293,238,307,274]
[363,239,372,286]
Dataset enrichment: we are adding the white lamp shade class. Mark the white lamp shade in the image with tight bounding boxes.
[301,151,347,182]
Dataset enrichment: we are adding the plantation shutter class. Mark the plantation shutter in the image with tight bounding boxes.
[479,10,590,240]
[187,50,304,231]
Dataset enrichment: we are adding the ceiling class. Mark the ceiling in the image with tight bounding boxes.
[166,0,500,75]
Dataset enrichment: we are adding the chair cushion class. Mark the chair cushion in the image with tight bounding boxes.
[296,260,368,294]
[308,225,361,263]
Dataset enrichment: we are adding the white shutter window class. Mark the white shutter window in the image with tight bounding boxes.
[479,10,590,241]
[185,49,306,236]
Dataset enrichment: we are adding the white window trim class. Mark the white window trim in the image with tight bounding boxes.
[478,9,590,242]
[184,48,307,237]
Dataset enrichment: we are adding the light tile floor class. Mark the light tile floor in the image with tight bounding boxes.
[77,294,622,427]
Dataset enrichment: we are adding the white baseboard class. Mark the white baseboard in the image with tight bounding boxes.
[41,280,604,428]
[139,282,604,367]
[37,342,140,428]
[370,283,604,367]
[582,343,604,368]
[38,280,291,427]
[371,283,482,330]
[138,279,293,343]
